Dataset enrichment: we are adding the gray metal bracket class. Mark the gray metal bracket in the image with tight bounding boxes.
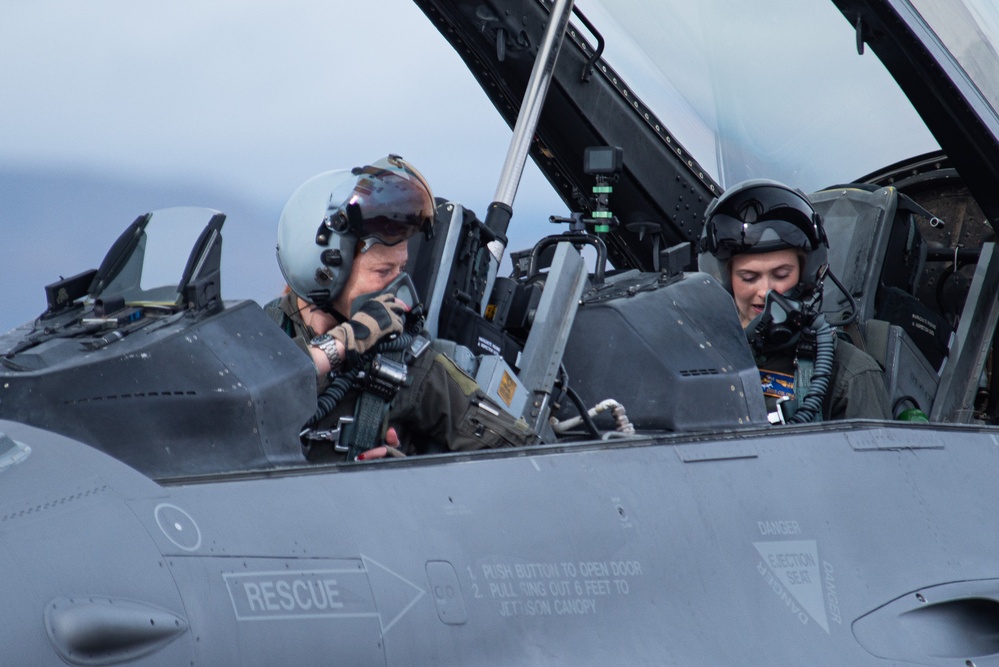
[930,242,999,422]
[517,242,588,440]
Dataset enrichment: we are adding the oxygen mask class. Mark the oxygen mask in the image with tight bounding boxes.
[746,285,820,355]
[350,272,419,316]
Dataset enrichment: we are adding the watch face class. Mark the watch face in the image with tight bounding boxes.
[310,333,332,346]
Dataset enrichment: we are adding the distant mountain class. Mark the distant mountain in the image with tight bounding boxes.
[1,165,286,331]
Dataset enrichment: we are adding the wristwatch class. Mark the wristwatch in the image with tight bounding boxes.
[310,333,342,373]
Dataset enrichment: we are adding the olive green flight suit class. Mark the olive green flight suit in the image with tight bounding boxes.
[265,292,535,457]
[756,338,892,421]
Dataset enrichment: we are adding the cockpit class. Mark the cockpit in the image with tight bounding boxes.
[3,0,999,480]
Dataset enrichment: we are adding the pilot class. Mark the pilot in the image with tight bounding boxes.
[698,179,891,422]
[266,154,534,459]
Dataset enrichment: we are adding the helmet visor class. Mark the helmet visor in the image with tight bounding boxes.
[327,158,435,247]
[709,214,818,259]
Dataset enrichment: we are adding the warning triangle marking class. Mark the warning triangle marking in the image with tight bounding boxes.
[754,540,829,633]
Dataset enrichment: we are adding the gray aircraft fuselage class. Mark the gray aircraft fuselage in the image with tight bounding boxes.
[0,415,990,665]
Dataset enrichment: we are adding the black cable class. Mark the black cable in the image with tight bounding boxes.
[306,327,420,427]
[824,268,858,327]
[935,265,959,321]
[308,367,361,427]
[564,384,602,439]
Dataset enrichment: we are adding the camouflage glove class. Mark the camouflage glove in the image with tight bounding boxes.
[331,293,406,359]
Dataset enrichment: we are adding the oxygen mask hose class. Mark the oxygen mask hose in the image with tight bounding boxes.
[747,288,832,424]
[788,315,834,424]
[306,316,423,428]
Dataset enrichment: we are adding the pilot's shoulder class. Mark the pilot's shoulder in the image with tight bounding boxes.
[263,292,298,335]
[833,338,884,376]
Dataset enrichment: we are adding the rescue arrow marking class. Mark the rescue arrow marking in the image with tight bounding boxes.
[361,554,426,635]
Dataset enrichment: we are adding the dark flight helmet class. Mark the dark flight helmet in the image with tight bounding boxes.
[698,179,829,294]
[277,154,434,311]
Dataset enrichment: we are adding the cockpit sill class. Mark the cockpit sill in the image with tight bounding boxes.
[155,417,957,487]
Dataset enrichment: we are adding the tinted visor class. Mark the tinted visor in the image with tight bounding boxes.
[327,160,434,247]
[709,214,818,259]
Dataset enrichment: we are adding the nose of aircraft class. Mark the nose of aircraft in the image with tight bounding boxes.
[0,422,194,665]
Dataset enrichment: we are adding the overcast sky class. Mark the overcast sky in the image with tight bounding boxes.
[0,1,565,329]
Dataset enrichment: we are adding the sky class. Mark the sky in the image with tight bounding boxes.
[0,1,566,330]
[0,0,958,334]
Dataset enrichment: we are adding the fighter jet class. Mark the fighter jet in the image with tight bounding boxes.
[1,0,999,664]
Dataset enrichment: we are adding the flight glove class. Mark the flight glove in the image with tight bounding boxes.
[331,293,407,359]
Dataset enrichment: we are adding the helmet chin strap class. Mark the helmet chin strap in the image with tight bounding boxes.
[316,299,349,324]
[301,286,347,324]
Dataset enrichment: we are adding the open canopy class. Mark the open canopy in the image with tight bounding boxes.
[414,0,999,265]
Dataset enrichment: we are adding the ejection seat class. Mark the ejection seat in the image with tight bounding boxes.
[814,186,943,417]
[406,199,463,341]
[407,199,524,365]
[404,199,538,422]
[813,185,999,422]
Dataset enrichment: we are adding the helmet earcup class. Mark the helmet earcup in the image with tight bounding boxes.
[277,170,358,307]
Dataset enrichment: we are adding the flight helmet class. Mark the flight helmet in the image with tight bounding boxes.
[277,154,434,310]
[698,179,828,294]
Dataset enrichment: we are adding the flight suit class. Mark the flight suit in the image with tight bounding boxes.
[756,338,892,421]
[265,292,535,457]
